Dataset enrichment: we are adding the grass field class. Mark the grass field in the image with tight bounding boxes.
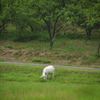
[0,63,100,100]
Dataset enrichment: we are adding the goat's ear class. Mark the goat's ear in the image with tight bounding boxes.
[40,75,43,78]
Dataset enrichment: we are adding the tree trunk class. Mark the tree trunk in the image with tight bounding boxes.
[0,25,5,34]
[97,43,100,54]
[85,27,93,41]
[29,25,34,32]
[50,40,53,50]
[48,29,54,50]
[42,15,61,50]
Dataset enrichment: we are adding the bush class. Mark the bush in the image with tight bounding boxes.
[5,44,14,49]
[13,31,49,42]
[32,58,51,64]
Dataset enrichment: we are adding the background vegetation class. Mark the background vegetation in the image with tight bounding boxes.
[0,0,100,66]
[0,0,99,42]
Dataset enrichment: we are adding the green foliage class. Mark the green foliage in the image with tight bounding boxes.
[95,53,100,58]
[0,0,11,33]
[13,32,34,42]
[32,58,51,64]
[62,0,100,40]
[12,31,49,42]
[0,0,100,48]
[5,44,14,49]
[64,0,100,28]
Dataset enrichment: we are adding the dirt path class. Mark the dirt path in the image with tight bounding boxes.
[0,62,100,70]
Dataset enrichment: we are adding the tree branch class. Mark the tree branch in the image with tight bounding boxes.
[52,15,60,37]
[0,24,6,31]
[52,26,62,43]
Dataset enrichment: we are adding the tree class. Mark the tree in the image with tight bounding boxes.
[0,0,11,34]
[11,0,44,35]
[34,0,64,49]
[64,0,100,40]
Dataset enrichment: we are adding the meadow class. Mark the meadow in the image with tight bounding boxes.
[0,1,100,99]
[0,63,100,100]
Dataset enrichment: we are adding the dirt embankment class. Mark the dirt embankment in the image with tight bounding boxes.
[0,41,100,67]
[0,46,79,65]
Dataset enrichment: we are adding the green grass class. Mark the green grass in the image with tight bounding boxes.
[1,82,100,100]
[0,63,100,100]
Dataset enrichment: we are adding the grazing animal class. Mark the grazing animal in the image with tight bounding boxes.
[41,65,55,80]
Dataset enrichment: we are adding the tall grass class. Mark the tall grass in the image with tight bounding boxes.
[0,82,100,100]
[0,63,100,100]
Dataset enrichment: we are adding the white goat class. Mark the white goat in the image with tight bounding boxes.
[41,65,55,80]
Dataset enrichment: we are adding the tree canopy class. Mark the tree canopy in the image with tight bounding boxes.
[0,0,100,48]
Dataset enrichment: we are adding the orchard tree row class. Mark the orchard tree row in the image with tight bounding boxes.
[0,0,100,49]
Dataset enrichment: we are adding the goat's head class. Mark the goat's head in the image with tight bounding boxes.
[41,74,47,80]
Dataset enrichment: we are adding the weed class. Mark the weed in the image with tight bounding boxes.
[14,51,22,57]
[32,58,51,64]
[5,44,14,49]
[0,48,3,52]
[82,53,100,65]
[94,53,100,58]
[0,58,4,61]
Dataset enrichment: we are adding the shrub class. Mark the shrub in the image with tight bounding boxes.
[5,44,13,49]
[32,58,51,64]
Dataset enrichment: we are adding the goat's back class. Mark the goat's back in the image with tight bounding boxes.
[43,65,55,73]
